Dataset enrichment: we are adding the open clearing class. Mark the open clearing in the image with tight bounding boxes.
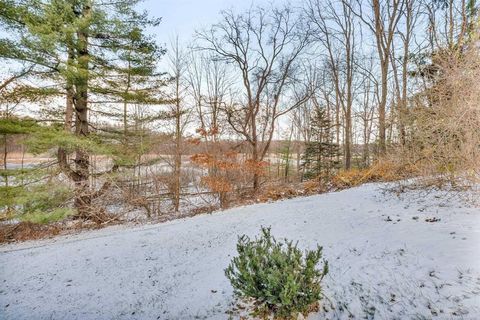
[1,183,479,319]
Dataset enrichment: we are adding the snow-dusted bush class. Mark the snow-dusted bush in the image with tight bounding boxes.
[225,227,329,319]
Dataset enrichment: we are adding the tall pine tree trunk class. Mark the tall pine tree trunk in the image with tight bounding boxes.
[65,37,75,132]
[73,2,91,218]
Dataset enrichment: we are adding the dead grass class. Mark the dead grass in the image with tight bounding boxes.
[0,222,62,243]
[258,184,300,202]
[0,219,121,244]
[332,160,415,189]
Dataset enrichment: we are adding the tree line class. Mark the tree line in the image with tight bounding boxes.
[0,0,478,221]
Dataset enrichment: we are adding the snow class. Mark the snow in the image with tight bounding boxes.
[1,183,479,319]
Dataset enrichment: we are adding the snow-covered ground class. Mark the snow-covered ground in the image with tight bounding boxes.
[1,183,479,319]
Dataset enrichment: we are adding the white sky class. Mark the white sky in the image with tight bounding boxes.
[139,0,286,46]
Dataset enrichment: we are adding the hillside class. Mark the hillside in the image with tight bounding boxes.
[1,183,479,319]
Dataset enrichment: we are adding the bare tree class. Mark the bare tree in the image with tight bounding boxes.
[197,5,312,191]
[351,0,405,154]
[167,37,191,212]
[306,0,358,169]
[356,56,378,167]
[187,51,232,142]
[390,0,420,146]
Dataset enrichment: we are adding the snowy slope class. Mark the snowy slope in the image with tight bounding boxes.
[1,183,479,319]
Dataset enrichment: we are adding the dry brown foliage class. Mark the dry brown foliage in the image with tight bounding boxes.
[0,222,61,243]
[258,184,299,202]
[191,148,270,208]
[393,42,480,188]
[330,159,411,189]
[201,176,233,193]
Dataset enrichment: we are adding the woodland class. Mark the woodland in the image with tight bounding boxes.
[0,0,478,238]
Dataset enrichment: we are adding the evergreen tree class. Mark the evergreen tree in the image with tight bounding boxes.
[302,106,340,183]
[0,0,167,218]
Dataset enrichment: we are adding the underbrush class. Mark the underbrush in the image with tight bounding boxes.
[332,160,416,189]
[0,217,122,244]
[1,181,74,223]
[20,208,74,224]
[0,221,62,243]
[256,159,410,203]
[0,159,434,243]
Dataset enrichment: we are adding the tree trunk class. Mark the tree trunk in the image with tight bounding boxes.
[378,62,388,154]
[3,134,8,188]
[57,43,75,182]
[73,3,91,218]
[173,99,181,212]
[252,143,260,191]
[345,108,352,169]
[65,89,74,132]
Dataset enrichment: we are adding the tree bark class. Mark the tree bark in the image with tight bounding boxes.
[73,2,92,218]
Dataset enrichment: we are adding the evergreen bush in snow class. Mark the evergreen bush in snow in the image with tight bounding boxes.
[225,227,329,319]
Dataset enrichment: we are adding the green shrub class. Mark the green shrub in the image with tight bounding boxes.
[20,208,74,224]
[225,227,329,319]
[1,181,74,224]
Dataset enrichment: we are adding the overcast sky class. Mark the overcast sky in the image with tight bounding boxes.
[139,0,275,46]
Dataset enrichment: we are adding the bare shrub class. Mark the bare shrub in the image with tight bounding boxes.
[392,43,480,189]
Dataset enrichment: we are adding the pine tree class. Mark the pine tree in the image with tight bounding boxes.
[302,106,340,183]
[0,0,167,218]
